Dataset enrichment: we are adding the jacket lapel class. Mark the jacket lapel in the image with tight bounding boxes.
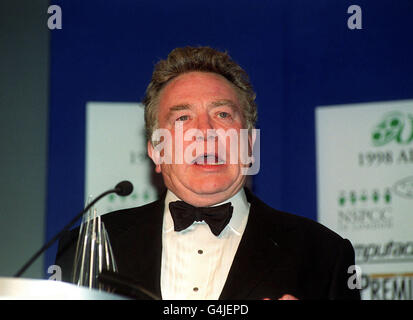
[219,190,295,300]
[112,197,165,300]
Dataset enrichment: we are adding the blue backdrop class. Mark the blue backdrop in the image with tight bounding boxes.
[45,0,413,274]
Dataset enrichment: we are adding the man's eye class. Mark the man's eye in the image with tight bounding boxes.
[176,115,189,121]
[217,112,231,119]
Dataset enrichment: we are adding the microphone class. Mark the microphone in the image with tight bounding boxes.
[115,180,133,196]
[14,180,134,278]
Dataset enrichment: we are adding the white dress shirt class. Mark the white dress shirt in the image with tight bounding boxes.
[160,189,250,300]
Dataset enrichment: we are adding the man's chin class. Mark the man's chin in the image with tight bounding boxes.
[163,171,245,206]
[184,182,244,206]
[192,186,229,196]
[188,178,233,194]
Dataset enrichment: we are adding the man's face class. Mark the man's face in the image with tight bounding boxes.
[148,71,250,207]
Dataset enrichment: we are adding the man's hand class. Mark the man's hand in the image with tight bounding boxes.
[278,294,298,300]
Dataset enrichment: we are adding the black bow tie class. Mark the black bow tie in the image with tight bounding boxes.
[169,201,233,236]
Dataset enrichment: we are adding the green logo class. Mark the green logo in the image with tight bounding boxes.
[371,111,413,146]
[107,190,148,204]
[338,189,392,207]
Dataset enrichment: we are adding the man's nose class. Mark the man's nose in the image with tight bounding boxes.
[196,115,216,140]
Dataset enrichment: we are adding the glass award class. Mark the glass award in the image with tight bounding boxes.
[72,196,118,291]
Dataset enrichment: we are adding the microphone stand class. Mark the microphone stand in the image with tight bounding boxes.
[14,188,117,278]
[98,270,161,300]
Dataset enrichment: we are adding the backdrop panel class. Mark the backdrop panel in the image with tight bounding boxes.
[316,100,413,299]
[85,102,162,214]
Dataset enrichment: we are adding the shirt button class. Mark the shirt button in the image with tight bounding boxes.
[198,249,203,254]
[193,287,199,292]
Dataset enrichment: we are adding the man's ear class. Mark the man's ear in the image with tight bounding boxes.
[147,140,162,173]
[247,129,258,167]
[248,133,252,155]
[248,132,254,160]
[245,128,260,175]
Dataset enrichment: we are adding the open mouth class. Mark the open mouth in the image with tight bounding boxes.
[192,154,225,165]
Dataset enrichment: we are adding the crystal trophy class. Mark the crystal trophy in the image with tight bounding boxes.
[72,196,118,290]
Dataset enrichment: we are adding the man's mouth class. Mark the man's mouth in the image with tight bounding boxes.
[192,154,225,165]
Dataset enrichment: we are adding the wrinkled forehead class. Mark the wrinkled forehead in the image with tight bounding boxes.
[157,71,247,123]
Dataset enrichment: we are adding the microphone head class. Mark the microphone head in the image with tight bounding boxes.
[115,180,134,196]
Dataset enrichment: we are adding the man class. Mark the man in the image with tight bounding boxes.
[56,46,360,300]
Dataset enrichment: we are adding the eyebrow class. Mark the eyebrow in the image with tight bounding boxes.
[165,104,191,121]
[209,99,239,110]
[169,104,191,112]
[165,99,240,121]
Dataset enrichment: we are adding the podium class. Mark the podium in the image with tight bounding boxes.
[0,277,128,300]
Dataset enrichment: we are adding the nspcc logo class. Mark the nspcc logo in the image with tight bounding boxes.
[371,111,413,147]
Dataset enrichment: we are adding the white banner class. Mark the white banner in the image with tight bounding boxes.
[85,102,159,215]
[316,99,413,300]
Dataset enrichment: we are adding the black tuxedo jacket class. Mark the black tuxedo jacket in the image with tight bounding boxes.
[56,188,360,300]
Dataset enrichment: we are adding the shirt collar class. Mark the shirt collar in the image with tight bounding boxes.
[163,188,250,236]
